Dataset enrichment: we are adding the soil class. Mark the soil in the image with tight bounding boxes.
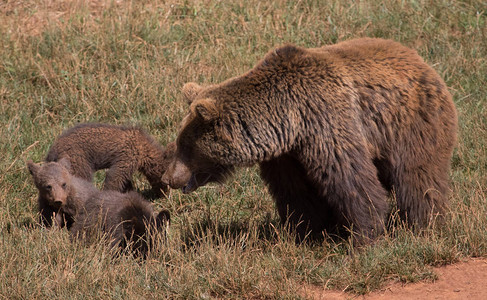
[303,258,487,300]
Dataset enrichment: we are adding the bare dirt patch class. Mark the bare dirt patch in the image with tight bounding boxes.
[303,258,487,300]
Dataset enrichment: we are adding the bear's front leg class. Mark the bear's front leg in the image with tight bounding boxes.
[103,164,135,192]
[260,154,341,242]
[300,143,390,244]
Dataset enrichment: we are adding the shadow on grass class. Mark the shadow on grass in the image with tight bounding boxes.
[178,212,356,253]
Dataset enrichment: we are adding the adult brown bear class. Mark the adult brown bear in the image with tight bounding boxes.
[162,38,458,242]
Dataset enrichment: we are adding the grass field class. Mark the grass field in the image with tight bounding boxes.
[1,0,486,298]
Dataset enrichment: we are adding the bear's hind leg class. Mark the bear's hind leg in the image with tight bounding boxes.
[393,161,449,228]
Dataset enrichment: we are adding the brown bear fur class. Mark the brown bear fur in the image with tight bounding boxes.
[46,123,175,197]
[27,158,170,255]
[27,157,74,228]
[162,38,458,242]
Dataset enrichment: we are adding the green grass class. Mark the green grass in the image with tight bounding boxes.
[1,0,486,298]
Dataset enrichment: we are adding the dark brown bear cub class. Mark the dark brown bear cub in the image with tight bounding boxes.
[162,38,458,243]
[27,158,170,255]
[46,123,175,198]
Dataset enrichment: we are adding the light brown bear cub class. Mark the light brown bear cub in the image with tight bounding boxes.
[46,123,175,197]
[163,38,458,244]
[27,158,170,256]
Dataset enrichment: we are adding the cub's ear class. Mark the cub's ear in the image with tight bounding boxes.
[191,98,219,121]
[182,82,203,104]
[57,156,72,172]
[154,209,171,230]
[27,160,40,177]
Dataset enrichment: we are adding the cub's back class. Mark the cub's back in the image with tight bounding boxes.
[46,123,139,164]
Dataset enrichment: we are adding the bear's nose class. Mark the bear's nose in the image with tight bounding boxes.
[161,173,170,185]
[161,158,193,189]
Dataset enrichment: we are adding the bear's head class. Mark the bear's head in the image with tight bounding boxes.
[162,82,237,193]
[27,157,73,209]
[120,201,171,257]
[139,209,171,256]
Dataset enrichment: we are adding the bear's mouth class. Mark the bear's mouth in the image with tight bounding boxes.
[50,200,63,209]
[182,173,212,194]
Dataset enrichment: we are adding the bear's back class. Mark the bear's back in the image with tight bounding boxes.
[46,123,140,165]
[69,189,155,250]
[283,38,431,89]
[318,38,427,81]
[253,38,451,112]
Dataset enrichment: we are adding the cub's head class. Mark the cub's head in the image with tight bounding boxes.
[123,203,171,258]
[27,157,73,209]
[162,82,236,194]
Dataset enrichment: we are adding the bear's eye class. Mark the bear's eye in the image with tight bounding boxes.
[45,185,52,191]
[61,183,67,189]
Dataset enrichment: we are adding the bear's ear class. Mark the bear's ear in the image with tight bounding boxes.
[57,156,72,172]
[154,209,170,230]
[274,44,302,59]
[182,82,203,104]
[262,44,305,67]
[191,98,219,121]
[27,160,40,177]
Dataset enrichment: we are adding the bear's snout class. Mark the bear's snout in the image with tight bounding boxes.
[51,189,67,207]
[48,182,69,206]
[162,159,192,189]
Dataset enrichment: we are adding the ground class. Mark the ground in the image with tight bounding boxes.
[304,258,487,299]
[1,1,486,298]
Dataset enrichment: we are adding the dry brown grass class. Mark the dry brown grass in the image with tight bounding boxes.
[0,0,486,298]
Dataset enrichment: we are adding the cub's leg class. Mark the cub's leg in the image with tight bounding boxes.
[103,164,135,192]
